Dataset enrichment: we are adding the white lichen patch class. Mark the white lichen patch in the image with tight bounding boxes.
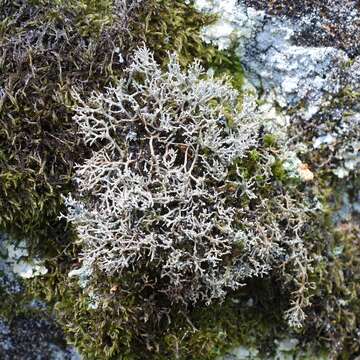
[219,337,329,360]
[196,0,264,51]
[2,238,47,279]
[196,0,264,53]
[68,264,92,289]
[68,264,98,310]
[313,134,336,149]
[195,0,348,117]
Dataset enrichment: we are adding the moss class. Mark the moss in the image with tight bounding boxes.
[263,133,278,148]
[143,0,244,89]
[27,258,291,360]
[282,82,360,356]
[0,0,145,249]
[165,278,288,360]
[210,45,245,91]
[0,2,258,355]
[271,159,287,182]
[143,0,217,67]
[299,195,360,358]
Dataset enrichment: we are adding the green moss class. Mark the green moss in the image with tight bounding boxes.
[143,0,244,90]
[249,149,260,162]
[263,134,277,148]
[0,0,142,249]
[27,259,291,360]
[163,279,288,360]
[210,46,245,91]
[271,159,287,182]
[301,195,360,358]
[143,0,217,67]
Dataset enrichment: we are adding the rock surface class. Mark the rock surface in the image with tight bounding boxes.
[243,0,360,58]
[196,0,351,117]
[196,0,360,185]
[0,234,80,360]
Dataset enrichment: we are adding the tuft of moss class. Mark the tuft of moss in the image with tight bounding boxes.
[27,259,291,360]
[143,0,244,89]
[0,0,147,249]
[143,0,216,67]
[263,133,278,148]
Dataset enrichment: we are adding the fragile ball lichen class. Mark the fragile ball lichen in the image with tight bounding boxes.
[64,46,316,329]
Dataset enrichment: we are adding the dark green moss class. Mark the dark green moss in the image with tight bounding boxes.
[27,260,291,360]
[0,0,147,250]
[300,198,360,358]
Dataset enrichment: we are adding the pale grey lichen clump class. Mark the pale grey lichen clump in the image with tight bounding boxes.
[64,46,314,326]
[65,46,259,304]
[65,47,256,305]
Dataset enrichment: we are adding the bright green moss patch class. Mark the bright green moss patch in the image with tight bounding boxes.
[143,0,244,89]
[271,159,287,182]
[144,0,217,67]
[209,46,245,91]
[263,134,277,148]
